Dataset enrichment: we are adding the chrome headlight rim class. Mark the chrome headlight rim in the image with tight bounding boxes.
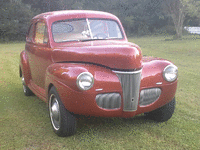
[163,64,178,82]
[76,72,94,91]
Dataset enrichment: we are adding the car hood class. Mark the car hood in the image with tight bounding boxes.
[52,40,142,70]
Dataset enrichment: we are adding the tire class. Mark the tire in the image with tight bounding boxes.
[48,86,77,136]
[22,76,34,96]
[145,98,176,122]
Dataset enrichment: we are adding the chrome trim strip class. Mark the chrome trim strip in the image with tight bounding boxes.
[113,69,142,74]
[95,88,103,91]
[156,82,162,85]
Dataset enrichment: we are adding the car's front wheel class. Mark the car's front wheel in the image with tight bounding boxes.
[48,86,77,136]
[145,98,176,122]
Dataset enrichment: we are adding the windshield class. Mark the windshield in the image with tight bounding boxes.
[52,19,123,43]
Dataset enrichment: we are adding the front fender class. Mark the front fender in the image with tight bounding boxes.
[136,59,178,114]
[45,63,88,92]
[45,63,122,114]
[141,59,175,88]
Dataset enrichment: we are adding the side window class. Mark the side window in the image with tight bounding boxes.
[27,24,34,42]
[35,22,48,44]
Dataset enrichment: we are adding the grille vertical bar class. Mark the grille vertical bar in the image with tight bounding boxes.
[114,69,142,111]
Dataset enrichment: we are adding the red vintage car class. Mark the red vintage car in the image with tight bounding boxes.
[19,10,178,136]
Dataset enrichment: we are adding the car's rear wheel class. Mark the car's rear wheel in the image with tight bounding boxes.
[48,86,77,136]
[145,98,176,122]
[22,76,33,96]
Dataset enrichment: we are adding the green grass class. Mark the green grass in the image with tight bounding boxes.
[1,35,200,150]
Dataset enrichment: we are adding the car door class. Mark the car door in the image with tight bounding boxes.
[26,21,52,89]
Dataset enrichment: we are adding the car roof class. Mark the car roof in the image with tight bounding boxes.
[32,10,119,22]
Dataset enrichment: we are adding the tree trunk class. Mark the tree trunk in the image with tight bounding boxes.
[171,7,185,39]
[163,0,186,39]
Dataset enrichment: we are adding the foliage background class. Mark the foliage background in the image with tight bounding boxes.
[0,0,200,41]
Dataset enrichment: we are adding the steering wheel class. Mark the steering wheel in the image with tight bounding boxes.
[93,33,108,39]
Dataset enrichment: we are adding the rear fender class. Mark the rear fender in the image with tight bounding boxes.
[20,51,31,85]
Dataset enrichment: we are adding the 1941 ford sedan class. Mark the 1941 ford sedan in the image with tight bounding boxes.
[19,10,178,136]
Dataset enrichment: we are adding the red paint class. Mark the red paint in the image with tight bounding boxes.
[52,41,142,70]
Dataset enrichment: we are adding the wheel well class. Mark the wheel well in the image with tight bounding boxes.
[48,83,54,93]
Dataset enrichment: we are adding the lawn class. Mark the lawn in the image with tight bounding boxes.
[0,35,200,150]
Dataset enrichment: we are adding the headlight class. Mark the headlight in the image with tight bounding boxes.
[163,65,178,82]
[76,72,94,90]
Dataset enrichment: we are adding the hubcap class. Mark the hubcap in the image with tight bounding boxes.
[22,77,27,93]
[49,94,61,130]
[23,85,26,93]
[51,101,59,121]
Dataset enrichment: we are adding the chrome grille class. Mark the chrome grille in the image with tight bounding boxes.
[96,93,121,109]
[114,69,142,111]
[139,88,161,106]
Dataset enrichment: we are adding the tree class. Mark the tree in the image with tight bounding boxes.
[1,0,199,41]
[162,0,200,39]
[0,0,40,41]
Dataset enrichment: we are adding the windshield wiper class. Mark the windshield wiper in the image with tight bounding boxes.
[80,37,121,42]
[106,37,120,40]
[80,38,106,42]
[62,39,81,42]
[62,37,121,42]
